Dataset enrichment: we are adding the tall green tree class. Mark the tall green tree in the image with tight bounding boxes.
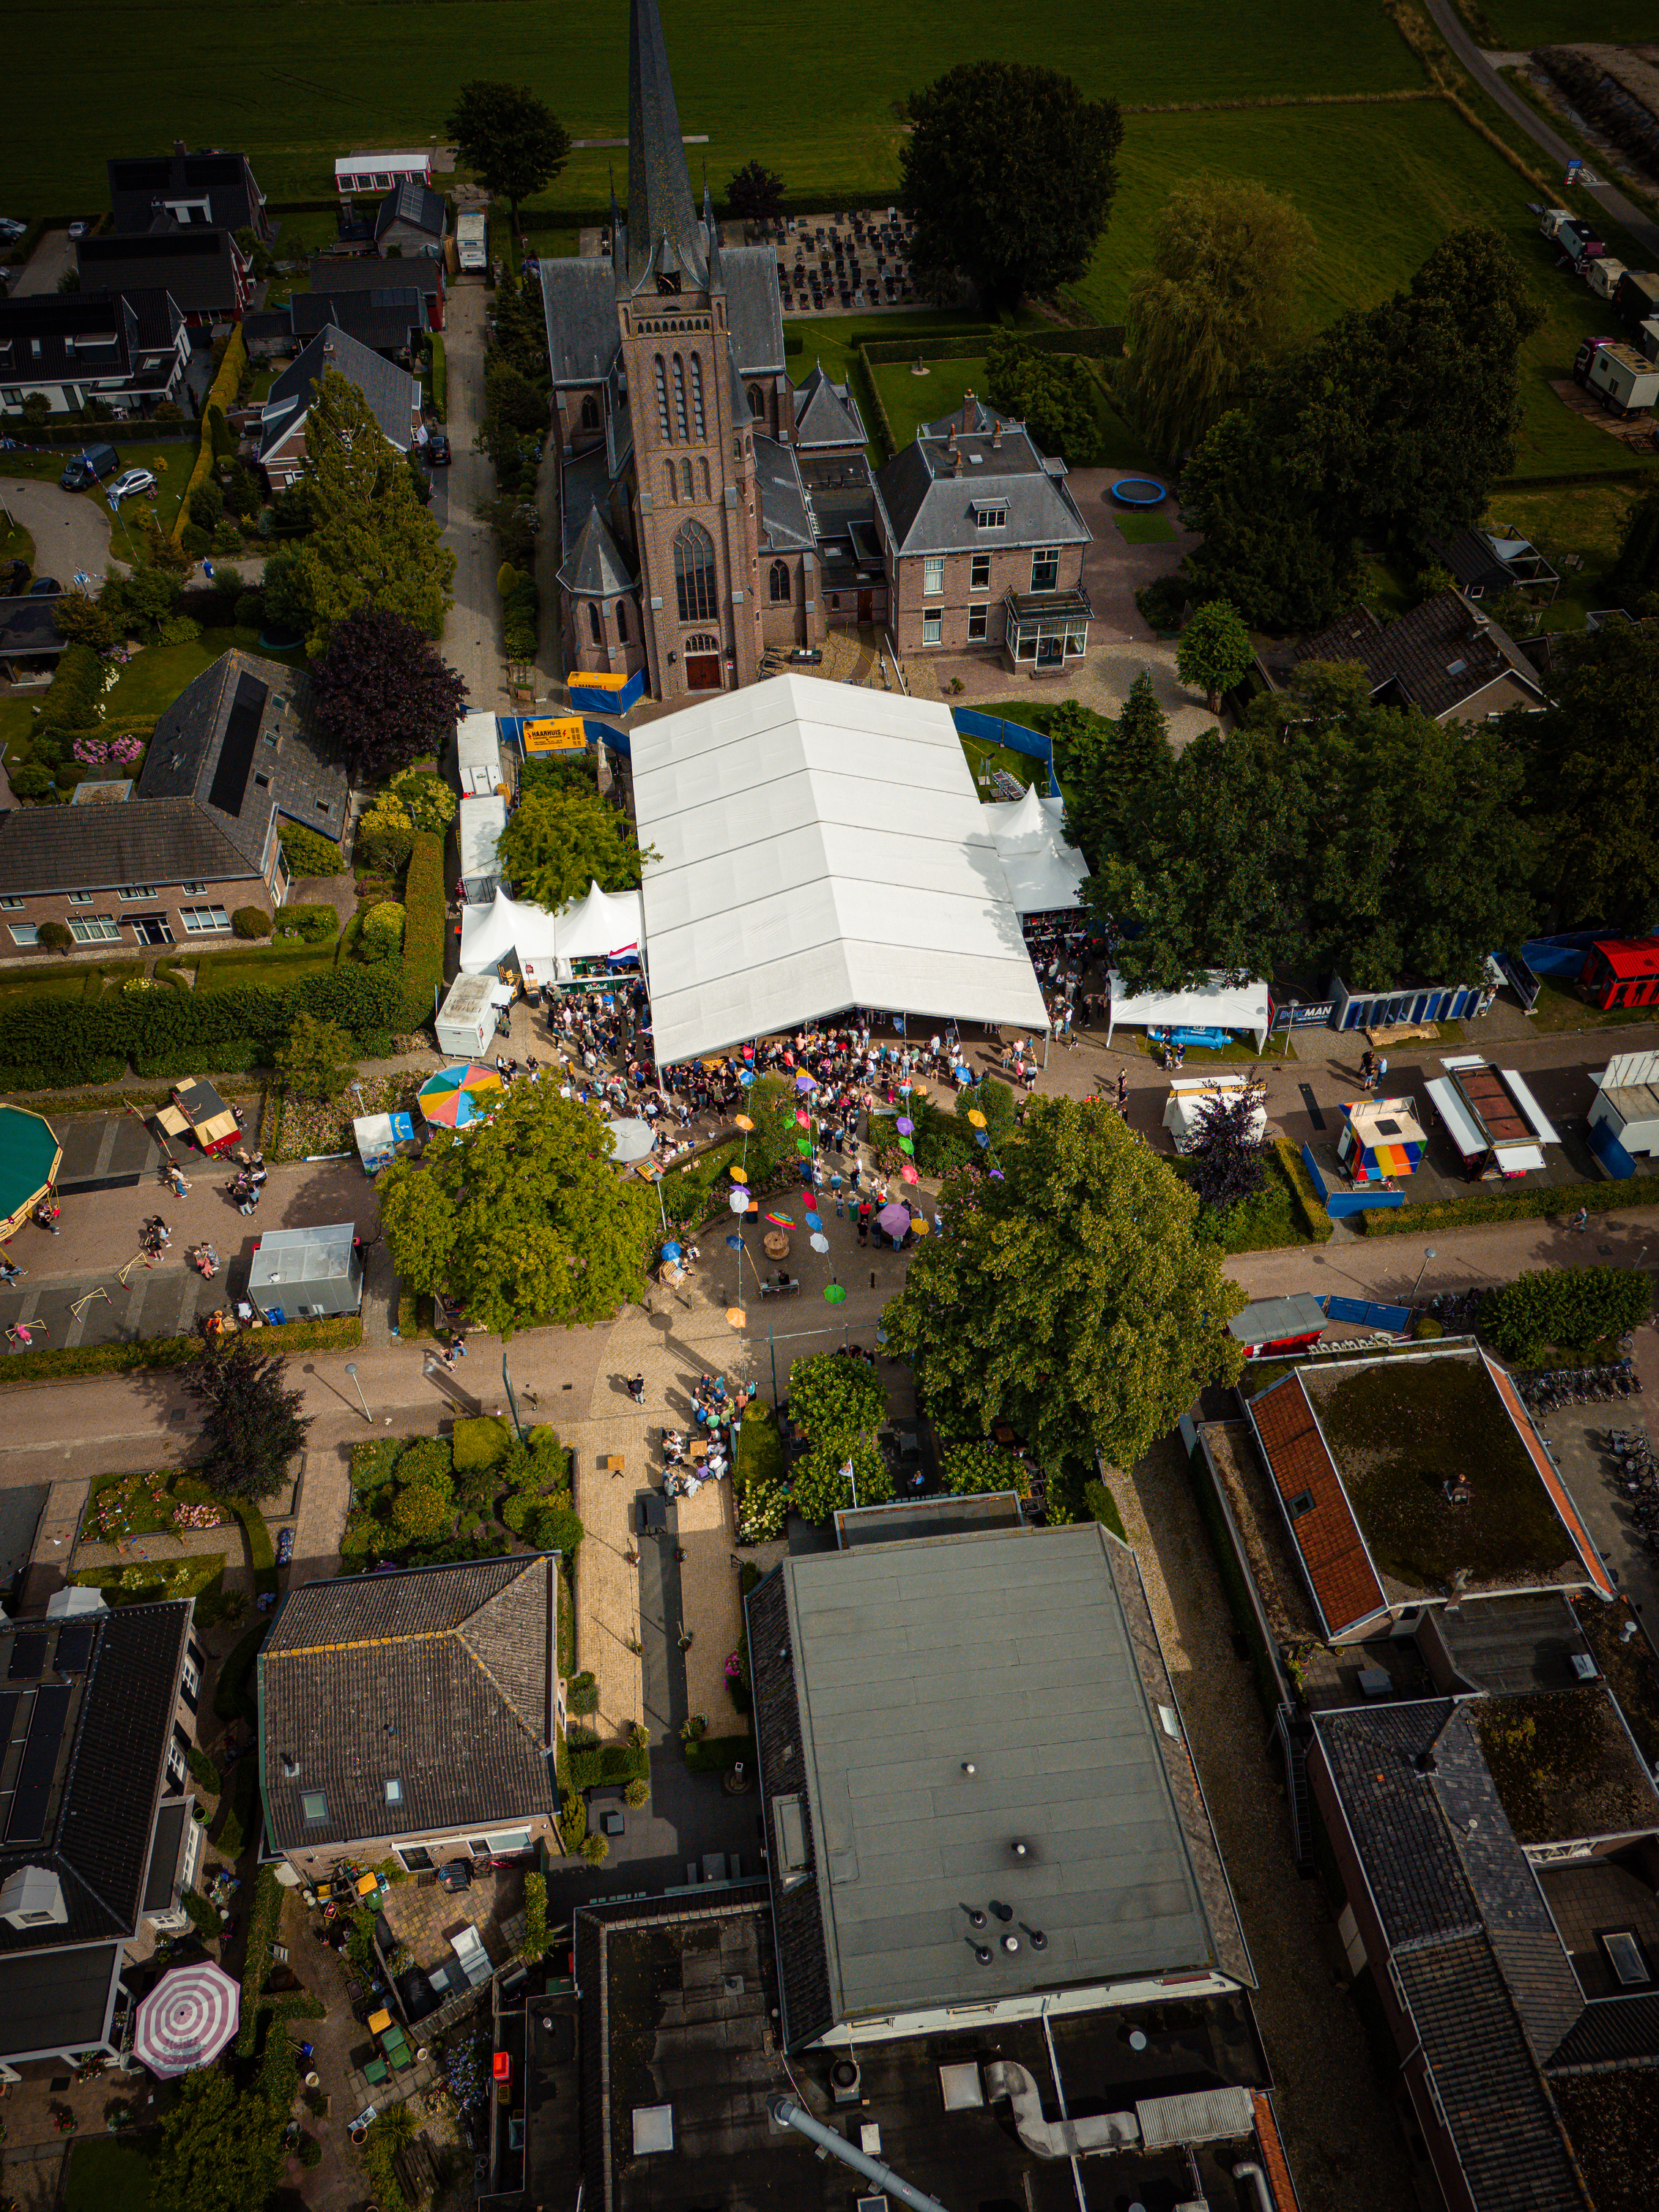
[151,2059,290,2212]
[290,369,456,656]
[1610,483,1659,613]
[497,782,649,908]
[1176,598,1252,713]
[883,1097,1244,1471]
[190,1340,313,1503]
[275,1012,357,1100]
[446,81,571,220]
[1055,678,1171,869]
[1122,176,1315,461]
[1179,407,1358,633]
[985,333,1100,464]
[899,63,1122,312]
[727,160,784,223]
[379,1083,653,1336]
[1513,622,1659,930]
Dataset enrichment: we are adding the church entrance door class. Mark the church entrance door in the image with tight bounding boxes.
[685,653,722,690]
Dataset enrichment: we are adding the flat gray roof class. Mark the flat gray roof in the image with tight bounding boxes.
[782,1522,1228,2019]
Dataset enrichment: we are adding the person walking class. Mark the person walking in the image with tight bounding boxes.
[1359,1049,1376,1092]
[628,1373,646,1405]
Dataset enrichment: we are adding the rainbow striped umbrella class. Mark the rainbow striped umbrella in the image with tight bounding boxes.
[417,1064,504,1127]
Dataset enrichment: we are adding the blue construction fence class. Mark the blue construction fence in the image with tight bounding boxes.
[951,708,1061,798]
[1300,1143,1406,1217]
[570,669,646,715]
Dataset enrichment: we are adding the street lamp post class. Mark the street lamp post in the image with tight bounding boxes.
[344,1361,371,1425]
[1409,1247,1438,1307]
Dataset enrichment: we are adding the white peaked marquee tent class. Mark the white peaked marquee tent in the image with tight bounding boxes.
[629,676,1048,1067]
[459,881,642,985]
[981,784,1087,915]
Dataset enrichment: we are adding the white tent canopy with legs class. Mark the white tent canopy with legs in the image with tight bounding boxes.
[1106,970,1272,1053]
[458,882,643,987]
[981,785,1087,914]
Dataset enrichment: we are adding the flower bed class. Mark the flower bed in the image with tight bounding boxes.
[273,1072,419,1160]
[172,1499,225,1532]
[83,1471,177,1543]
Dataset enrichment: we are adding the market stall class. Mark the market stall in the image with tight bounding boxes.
[248,1222,363,1322]
[352,1111,417,1176]
[457,883,643,986]
[1105,973,1271,1054]
[155,1077,242,1157]
[981,784,1087,915]
[1162,1074,1266,1154]
[1335,1096,1428,1184]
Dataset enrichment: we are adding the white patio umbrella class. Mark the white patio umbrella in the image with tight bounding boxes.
[132,1959,241,2076]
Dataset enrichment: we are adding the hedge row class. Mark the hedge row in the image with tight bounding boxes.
[0,963,401,1090]
[0,1313,360,1386]
[430,333,447,423]
[1355,1176,1659,1236]
[401,830,446,1028]
[174,327,247,546]
[6,420,195,446]
[1274,1140,1336,1245]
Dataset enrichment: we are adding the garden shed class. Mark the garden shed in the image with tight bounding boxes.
[247,1222,362,1321]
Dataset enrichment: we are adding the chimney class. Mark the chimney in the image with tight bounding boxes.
[952,445,963,476]
[991,417,1003,451]
[946,422,956,448]
[962,389,975,434]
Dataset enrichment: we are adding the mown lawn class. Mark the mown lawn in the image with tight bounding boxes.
[1069,100,1659,491]
[1479,0,1657,40]
[0,444,193,541]
[1,0,1423,213]
[873,355,986,450]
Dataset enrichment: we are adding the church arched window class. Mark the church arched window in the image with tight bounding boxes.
[699,456,710,500]
[580,393,600,431]
[681,458,694,500]
[616,600,628,643]
[690,352,705,440]
[748,384,765,420]
[671,354,689,443]
[770,560,790,604]
[664,462,675,503]
[673,520,717,623]
[589,602,603,644]
[654,355,670,441]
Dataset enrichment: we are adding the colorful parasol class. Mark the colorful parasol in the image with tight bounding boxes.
[661,1242,683,1261]
[823,1284,847,1304]
[132,1960,240,2078]
[796,1137,812,1157]
[966,1109,987,1128]
[795,1072,817,1091]
[896,1116,913,1135]
[728,1164,747,1182]
[877,1202,910,1238]
[765,1213,794,1228]
[727,1306,747,1327]
[728,1189,750,1214]
[809,1232,831,1252]
[417,1064,503,1128]
[795,1109,810,1128]
[911,1216,931,1237]
[900,1164,918,1184]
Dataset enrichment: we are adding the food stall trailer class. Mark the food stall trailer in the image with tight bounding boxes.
[434,972,499,1061]
[1335,1096,1428,1185]
[1581,938,1659,1012]
[352,1112,417,1176]
[155,1077,242,1158]
[1589,1050,1659,1164]
[1424,1056,1560,1180]
[1228,1294,1328,1359]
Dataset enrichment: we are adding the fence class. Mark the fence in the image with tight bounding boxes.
[951,707,1059,796]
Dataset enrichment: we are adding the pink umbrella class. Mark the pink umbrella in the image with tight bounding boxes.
[133,1959,240,2077]
[877,1201,911,1239]
[896,1116,914,1135]
[900,1164,918,1184]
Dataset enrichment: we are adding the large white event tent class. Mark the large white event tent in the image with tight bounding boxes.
[1105,969,1272,1053]
[981,784,1087,915]
[631,676,1048,1068]
[459,881,643,986]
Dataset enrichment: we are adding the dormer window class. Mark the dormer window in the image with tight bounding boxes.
[973,503,1008,531]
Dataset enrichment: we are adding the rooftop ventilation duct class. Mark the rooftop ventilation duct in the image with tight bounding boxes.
[983,2061,1139,2159]
[769,2097,950,2212]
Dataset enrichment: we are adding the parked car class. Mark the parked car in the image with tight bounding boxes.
[108,467,157,501]
[59,442,119,491]
[67,220,89,241]
[28,576,61,597]
[0,217,26,243]
[426,431,450,466]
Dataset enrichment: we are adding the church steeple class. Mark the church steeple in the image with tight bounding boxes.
[619,0,706,296]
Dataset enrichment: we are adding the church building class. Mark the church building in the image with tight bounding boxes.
[539,0,1091,702]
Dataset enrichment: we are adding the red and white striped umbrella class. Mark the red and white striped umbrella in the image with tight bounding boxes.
[133,1959,241,2076]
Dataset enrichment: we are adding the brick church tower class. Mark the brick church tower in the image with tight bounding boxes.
[543,0,809,702]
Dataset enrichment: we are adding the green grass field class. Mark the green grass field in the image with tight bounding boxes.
[1478,0,1658,42]
[874,356,986,448]
[64,2139,153,2212]
[1,0,1424,215]
[1069,99,1659,488]
[0,445,193,539]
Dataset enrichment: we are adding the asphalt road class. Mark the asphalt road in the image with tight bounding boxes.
[1423,0,1659,261]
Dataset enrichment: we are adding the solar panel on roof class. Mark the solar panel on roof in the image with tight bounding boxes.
[6,1683,71,1843]
[0,1690,19,1749]
[7,1634,47,1682]
[53,1622,95,1675]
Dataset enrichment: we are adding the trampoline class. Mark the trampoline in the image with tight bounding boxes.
[1111,477,1167,508]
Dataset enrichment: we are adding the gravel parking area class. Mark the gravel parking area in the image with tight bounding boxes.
[1104,1439,1416,2212]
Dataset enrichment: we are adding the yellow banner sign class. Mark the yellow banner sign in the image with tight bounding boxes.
[523,716,587,752]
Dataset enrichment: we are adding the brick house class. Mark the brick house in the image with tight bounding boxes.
[138,645,344,858]
[259,1557,564,1883]
[0,289,190,419]
[875,394,1092,672]
[75,229,250,326]
[0,794,273,955]
[0,1597,204,2071]
[256,323,424,489]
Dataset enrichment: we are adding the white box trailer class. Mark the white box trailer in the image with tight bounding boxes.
[456,708,505,797]
[457,210,488,272]
[1641,318,1659,365]
[1539,207,1574,241]
[458,793,507,900]
[1588,256,1628,301]
[1590,1050,1659,1159]
[434,972,496,1059]
[1577,338,1659,416]
[1162,1073,1267,1154]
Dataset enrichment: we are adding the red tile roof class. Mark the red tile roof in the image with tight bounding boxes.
[1483,1357,1615,1598]
[1250,1376,1387,1638]
[1252,2090,1302,2212]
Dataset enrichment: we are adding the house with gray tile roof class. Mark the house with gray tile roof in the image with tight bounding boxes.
[307,253,445,333]
[1276,590,1547,724]
[257,322,424,489]
[374,179,446,259]
[75,227,249,324]
[259,1556,562,1879]
[791,362,867,456]
[1309,1682,1659,2212]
